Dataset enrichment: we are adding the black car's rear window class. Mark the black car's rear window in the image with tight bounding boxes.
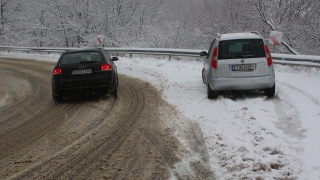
[218,39,266,59]
[60,52,103,64]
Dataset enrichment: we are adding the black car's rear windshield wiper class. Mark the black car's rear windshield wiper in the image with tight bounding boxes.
[80,61,98,64]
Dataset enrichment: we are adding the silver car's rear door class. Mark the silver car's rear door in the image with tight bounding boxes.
[214,39,272,78]
[215,57,271,78]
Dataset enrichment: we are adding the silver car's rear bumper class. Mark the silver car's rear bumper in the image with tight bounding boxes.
[208,76,275,91]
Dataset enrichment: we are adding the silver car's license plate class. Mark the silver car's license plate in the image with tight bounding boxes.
[231,64,254,71]
[72,69,92,75]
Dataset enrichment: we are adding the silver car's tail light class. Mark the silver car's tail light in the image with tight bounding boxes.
[264,45,273,67]
[211,47,218,69]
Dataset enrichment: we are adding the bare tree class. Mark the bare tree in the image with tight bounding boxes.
[0,0,22,42]
[0,0,319,55]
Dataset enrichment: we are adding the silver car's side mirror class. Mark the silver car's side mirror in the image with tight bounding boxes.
[111,57,119,61]
[200,51,208,57]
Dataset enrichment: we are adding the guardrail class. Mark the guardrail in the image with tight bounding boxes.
[272,53,320,62]
[272,53,320,68]
[0,46,319,68]
[0,46,202,58]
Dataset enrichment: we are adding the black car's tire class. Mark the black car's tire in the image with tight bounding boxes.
[110,86,118,98]
[202,69,207,84]
[52,92,63,103]
[207,84,218,99]
[264,83,275,97]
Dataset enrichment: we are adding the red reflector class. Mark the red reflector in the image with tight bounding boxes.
[53,68,62,75]
[264,45,273,66]
[101,63,112,71]
[211,47,218,69]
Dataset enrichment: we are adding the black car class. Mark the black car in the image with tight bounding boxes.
[51,48,119,102]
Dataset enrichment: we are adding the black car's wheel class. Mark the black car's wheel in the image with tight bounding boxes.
[202,69,207,84]
[111,77,118,98]
[207,84,218,99]
[110,85,118,98]
[264,83,275,97]
[52,92,63,103]
[110,77,119,98]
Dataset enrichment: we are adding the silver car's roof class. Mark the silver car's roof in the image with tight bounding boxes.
[219,33,264,41]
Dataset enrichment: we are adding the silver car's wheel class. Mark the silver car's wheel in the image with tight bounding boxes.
[202,69,207,84]
[264,83,275,97]
[207,84,218,99]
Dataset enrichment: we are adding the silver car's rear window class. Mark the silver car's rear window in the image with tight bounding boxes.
[218,39,266,59]
[60,52,102,64]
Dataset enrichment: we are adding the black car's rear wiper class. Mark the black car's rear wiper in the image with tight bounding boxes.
[80,61,98,64]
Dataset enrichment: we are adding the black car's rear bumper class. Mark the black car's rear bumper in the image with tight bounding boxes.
[52,77,115,96]
[52,84,114,96]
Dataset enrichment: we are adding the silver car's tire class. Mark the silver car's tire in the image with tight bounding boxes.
[264,83,275,97]
[202,69,207,84]
[207,84,218,99]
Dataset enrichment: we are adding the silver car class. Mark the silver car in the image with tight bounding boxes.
[201,32,275,99]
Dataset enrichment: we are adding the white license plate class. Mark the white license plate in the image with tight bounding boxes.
[232,64,254,71]
[72,69,92,75]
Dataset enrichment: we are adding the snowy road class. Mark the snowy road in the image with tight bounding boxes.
[0,58,213,179]
[1,52,320,179]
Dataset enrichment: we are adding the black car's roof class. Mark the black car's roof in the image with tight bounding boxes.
[63,48,105,54]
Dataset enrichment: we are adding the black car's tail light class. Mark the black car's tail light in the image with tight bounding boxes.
[101,63,112,71]
[53,67,62,75]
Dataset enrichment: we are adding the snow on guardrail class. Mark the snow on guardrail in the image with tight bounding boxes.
[272,53,320,68]
[272,53,320,62]
[273,60,320,68]
[0,46,319,68]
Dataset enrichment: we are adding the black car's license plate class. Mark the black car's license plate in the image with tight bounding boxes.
[72,69,92,75]
[231,64,254,71]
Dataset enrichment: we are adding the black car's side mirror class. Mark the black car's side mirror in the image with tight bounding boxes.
[111,57,119,61]
[200,51,208,57]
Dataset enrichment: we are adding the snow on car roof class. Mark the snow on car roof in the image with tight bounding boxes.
[220,32,263,40]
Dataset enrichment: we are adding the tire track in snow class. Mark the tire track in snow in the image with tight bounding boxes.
[276,80,320,178]
[204,95,302,179]
[277,80,320,107]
